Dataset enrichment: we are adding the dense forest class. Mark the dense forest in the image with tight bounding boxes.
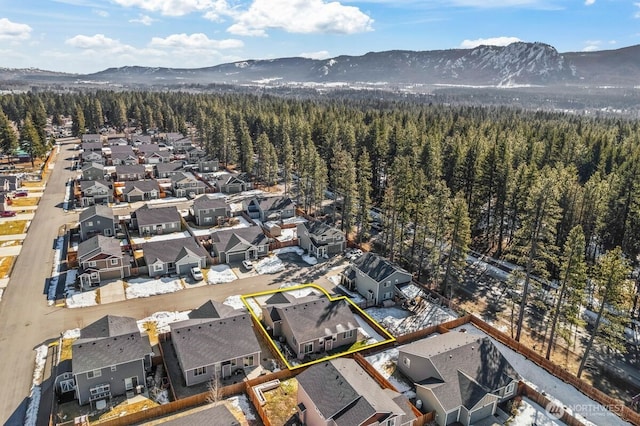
[1,90,639,361]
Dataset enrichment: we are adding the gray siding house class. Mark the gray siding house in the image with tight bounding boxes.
[82,162,105,181]
[81,150,104,165]
[122,180,160,203]
[297,221,345,258]
[79,204,116,241]
[397,332,520,426]
[115,164,146,181]
[170,300,262,386]
[198,159,219,173]
[72,315,152,406]
[77,235,131,289]
[297,358,414,426]
[262,293,359,360]
[142,237,207,277]
[155,162,184,178]
[342,252,412,305]
[191,195,229,226]
[209,227,269,264]
[133,205,181,236]
[171,172,206,198]
[78,180,112,206]
[246,196,295,222]
[213,172,253,194]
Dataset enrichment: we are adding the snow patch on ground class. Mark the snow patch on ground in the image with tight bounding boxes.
[255,255,285,274]
[278,283,323,298]
[354,315,386,344]
[365,348,413,394]
[224,295,246,311]
[125,277,183,299]
[47,237,65,301]
[365,302,457,335]
[24,345,49,426]
[137,311,191,334]
[274,246,318,265]
[207,265,237,284]
[63,328,81,339]
[337,284,365,304]
[66,290,97,308]
[227,394,257,421]
[512,397,561,426]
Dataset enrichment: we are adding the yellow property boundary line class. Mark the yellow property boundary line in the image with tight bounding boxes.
[240,283,396,370]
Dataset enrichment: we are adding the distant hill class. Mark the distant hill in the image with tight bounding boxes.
[2,42,640,89]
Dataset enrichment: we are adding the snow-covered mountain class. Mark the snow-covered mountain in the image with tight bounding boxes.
[2,42,640,88]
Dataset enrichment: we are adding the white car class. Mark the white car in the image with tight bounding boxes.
[242,260,254,271]
[190,266,204,281]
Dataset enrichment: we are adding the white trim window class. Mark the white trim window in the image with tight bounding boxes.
[194,366,206,376]
[303,342,313,354]
[343,329,355,339]
[243,355,255,367]
[110,258,119,266]
[87,369,102,379]
[505,382,516,395]
[153,263,164,272]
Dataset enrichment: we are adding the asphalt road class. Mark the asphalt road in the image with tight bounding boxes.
[0,140,338,425]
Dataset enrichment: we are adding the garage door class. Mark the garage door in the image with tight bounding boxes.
[469,402,495,425]
[178,263,198,275]
[226,252,247,263]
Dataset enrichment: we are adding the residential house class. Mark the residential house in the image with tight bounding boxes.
[82,162,106,181]
[246,196,295,222]
[296,358,414,426]
[142,237,207,277]
[342,252,412,305]
[121,180,160,203]
[262,293,359,360]
[77,235,131,288]
[151,402,243,425]
[143,150,171,164]
[108,137,128,146]
[155,162,184,179]
[186,146,206,161]
[213,172,253,194]
[78,180,112,207]
[132,135,152,146]
[79,204,116,241]
[164,132,184,145]
[115,164,146,181]
[81,134,101,144]
[133,205,181,236]
[72,315,152,406]
[297,221,345,258]
[171,137,193,151]
[191,194,230,226]
[0,174,22,192]
[109,146,138,166]
[170,300,262,386]
[198,159,219,173]
[210,227,269,264]
[171,172,206,198]
[397,332,521,426]
[81,150,104,165]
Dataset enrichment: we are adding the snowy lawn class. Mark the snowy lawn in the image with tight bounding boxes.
[511,397,561,426]
[354,315,387,344]
[137,311,191,334]
[365,347,414,397]
[336,284,366,305]
[255,255,285,274]
[66,290,97,308]
[207,265,237,284]
[125,277,183,299]
[224,295,261,318]
[228,394,257,421]
[366,301,457,335]
[274,246,318,265]
[453,324,626,426]
[24,345,48,426]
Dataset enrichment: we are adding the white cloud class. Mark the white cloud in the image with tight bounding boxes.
[635,2,640,18]
[112,0,224,17]
[129,14,156,25]
[149,33,243,50]
[0,18,32,42]
[93,9,110,17]
[459,36,521,49]
[299,50,331,60]
[65,34,139,55]
[584,0,595,5]
[227,0,373,36]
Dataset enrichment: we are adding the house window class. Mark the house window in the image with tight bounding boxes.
[384,280,391,287]
[343,329,355,339]
[230,358,237,367]
[87,369,102,379]
[111,366,117,372]
[303,342,313,354]
[86,221,93,227]
[153,264,164,272]
[383,417,397,426]
[194,366,206,376]
[402,356,410,368]
[88,261,97,267]
[383,292,392,300]
[243,355,255,367]
[506,382,515,395]
[90,384,110,397]
[110,258,119,266]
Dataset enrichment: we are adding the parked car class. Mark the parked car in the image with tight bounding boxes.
[242,260,254,271]
[190,266,204,281]
[0,211,16,217]
[13,191,28,197]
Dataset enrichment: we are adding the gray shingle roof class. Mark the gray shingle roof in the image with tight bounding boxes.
[192,194,228,211]
[135,205,180,227]
[156,162,183,174]
[210,227,268,253]
[109,145,134,155]
[77,235,122,260]
[171,310,261,371]
[351,252,410,283]
[297,358,409,424]
[115,164,145,175]
[401,332,520,411]
[142,237,207,264]
[123,180,159,194]
[155,402,240,426]
[188,299,245,320]
[273,296,358,344]
[137,144,160,154]
[299,221,343,245]
[79,204,113,222]
[256,196,294,212]
[72,315,151,374]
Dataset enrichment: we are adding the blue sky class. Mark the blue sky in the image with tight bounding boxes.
[0,0,639,73]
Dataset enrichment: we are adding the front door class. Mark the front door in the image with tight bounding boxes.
[325,339,333,351]
[124,376,138,391]
[222,363,232,378]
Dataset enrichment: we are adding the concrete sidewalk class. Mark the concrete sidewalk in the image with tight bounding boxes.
[0,234,27,241]
[0,246,22,256]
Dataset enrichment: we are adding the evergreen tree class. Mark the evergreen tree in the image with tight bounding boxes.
[356,150,373,243]
[577,247,633,378]
[20,113,44,167]
[441,192,472,303]
[71,106,86,137]
[0,110,18,158]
